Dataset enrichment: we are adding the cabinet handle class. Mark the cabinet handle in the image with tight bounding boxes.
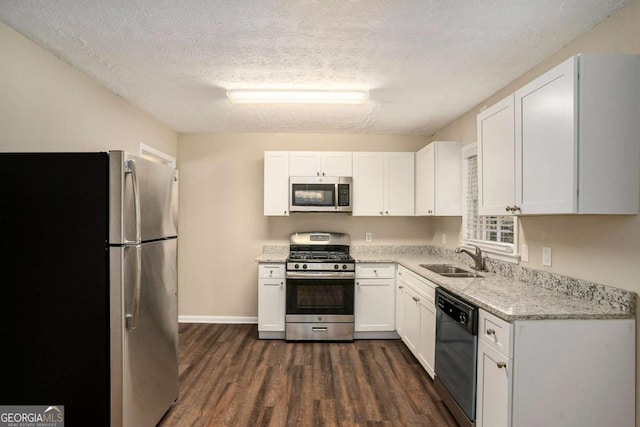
[428,210,433,214]
[514,206,521,212]
[284,210,287,215]
[486,328,496,335]
[322,172,325,176]
[380,211,384,215]
[357,282,360,286]
[385,211,389,215]
[316,172,320,176]
[280,282,283,287]
[497,361,507,369]
[505,206,513,212]
[399,285,404,289]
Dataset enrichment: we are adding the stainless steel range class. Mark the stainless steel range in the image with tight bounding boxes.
[285,232,355,341]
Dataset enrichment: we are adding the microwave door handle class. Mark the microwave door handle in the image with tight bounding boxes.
[335,183,339,210]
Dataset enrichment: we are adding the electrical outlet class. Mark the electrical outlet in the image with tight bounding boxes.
[441,233,447,245]
[365,232,372,242]
[542,247,552,267]
[521,244,529,262]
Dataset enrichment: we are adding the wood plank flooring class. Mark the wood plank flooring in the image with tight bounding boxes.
[159,324,457,427]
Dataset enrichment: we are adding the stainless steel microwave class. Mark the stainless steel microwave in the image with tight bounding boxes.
[289,176,353,212]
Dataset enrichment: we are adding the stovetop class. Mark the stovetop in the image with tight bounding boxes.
[287,232,354,272]
[288,251,353,262]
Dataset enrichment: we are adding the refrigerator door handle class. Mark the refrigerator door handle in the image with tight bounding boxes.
[125,244,142,330]
[125,159,142,244]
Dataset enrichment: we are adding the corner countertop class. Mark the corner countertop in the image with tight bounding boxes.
[256,248,634,322]
[355,253,634,322]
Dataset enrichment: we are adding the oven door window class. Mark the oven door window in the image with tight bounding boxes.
[291,184,335,207]
[286,278,354,315]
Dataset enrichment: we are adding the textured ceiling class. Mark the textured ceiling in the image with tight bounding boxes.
[0,0,630,135]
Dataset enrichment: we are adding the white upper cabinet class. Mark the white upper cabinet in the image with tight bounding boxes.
[289,151,353,177]
[478,54,639,215]
[353,152,415,216]
[477,96,516,216]
[264,151,290,216]
[415,141,462,216]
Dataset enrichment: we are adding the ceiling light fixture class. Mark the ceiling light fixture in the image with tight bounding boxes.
[226,89,369,105]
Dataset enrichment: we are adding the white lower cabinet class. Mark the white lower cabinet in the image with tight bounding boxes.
[257,263,286,339]
[397,265,436,378]
[355,264,396,337]
[395,269,406,338]
[476,336,511,427]
[476,309,635,427]
[416,296,436,376]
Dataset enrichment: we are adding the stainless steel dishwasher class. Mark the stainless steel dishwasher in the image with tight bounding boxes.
[434,287,478,427]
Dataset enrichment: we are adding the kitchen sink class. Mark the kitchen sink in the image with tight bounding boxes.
[419,264,483,278]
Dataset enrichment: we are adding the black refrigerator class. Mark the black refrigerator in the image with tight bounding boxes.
[0,151,179,427]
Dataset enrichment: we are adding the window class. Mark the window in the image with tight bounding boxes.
[462,143,518,261]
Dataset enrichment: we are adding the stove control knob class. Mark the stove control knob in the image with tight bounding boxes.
[303,264,307,270]
[294,264,299,269]
[342,264,348,270]
[334,264,339,270]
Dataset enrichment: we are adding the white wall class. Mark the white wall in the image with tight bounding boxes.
[0,21,177,155]
[177,133,432,318]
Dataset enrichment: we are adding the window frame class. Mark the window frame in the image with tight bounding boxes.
[461,142,520,263]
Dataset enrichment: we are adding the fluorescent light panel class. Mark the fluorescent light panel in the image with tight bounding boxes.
[227,89,369,105]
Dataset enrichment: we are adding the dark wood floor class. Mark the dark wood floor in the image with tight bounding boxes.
[159,324,457,427]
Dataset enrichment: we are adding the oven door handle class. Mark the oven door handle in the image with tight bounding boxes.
[286,271,355,279]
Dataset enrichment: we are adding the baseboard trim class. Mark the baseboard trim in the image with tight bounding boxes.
[354,331,400,340]
[178,315,258,324]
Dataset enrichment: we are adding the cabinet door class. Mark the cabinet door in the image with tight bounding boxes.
[354,278,395,332]
[395,271,407,337]
[515,56,577,214]
[289,152,321,176]
[476,339,511,427]
[415,144,435,215]
[477,95,516,216]
[258,278,285,332]
[417,297,435,378]
[321,152,352,176]
[402,287,420,353]
[264,152,290,216]
[385,152,415,216]
[352,152,385,216]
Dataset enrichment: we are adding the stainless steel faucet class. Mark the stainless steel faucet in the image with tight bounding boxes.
[455,245,484,271]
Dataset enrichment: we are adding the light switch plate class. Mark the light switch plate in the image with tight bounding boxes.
[365,232,372,242]
[521,244,529,262]
[542,247,552,266]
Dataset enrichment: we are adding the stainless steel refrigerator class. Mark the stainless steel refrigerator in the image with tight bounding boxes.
[0,151,179,427]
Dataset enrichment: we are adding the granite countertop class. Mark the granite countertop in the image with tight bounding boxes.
[256,245,635,322]
[355,254,633,322]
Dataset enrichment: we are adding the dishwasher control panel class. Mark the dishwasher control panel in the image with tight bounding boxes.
[436,288,478,335]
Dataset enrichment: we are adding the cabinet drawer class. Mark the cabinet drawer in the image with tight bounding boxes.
[258,263,286,279]
[356,263,395,279]
[398,267,436,302]
[479,309,512,357]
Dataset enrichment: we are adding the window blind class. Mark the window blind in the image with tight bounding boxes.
[464,155,514,244]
